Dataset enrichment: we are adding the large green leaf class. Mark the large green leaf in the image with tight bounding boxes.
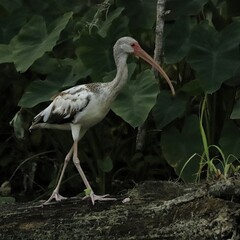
[76,34,114,81]
[166,0,208,20]
[117,0,157,29]
[98,7,124,38]
[0,10,27,43]
[164,17,191,63]
[0,44,12,63]
[30,54,59,74]
[18,58,90,108]
[18,67,71,108]
[230,99,240,119]
[10,12,73,72]
[161,115,203,182]
[104,63,159,127]
[76,16,129,81]
[179,79,203,96]
[219,120,240,158]
[187,21,240,93]
[106,14,130,44]
[226,66,240,87]
[153,91,187,129]
[0,0,22,13]
[61,58,91,88]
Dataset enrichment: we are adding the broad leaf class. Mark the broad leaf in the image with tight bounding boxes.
[153,91,187,129]
[104,63,159,127]
[10,12,73,72]
[0,44,12,63]
[30,54,59,74]
[164,17,191,64]
[18,69,69,108]
[219,120,240,158]
[226,66,240,87]
[117,0,157,29]
[107,14,130,43]
[219,20,240,50]
[76,16,129,81]
[179,79,203,96]
[161,115,203,182]
[18,62,89,108]
[98,7,124,38]
[166,0,208,20]
[187,21,240,93]
[0,0,22,13]
[230,99,240,119]
[77,34,114,81]
[0,11,27,43]
[61,58,91,88]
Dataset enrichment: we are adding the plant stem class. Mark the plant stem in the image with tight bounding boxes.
[200,94,210,162]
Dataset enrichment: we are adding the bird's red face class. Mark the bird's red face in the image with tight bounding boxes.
[131,42,175,96]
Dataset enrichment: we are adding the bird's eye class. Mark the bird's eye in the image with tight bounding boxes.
[131,43,136,47]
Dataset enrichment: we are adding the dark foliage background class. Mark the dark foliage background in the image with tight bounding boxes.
[0,0,240,203]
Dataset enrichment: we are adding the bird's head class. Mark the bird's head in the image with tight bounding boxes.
[114,36,138,54]
[114,36,175,95]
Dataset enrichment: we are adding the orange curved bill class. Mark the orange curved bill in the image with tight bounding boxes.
[134,45,175,96]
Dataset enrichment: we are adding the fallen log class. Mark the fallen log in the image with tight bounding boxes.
[0,179,240,240]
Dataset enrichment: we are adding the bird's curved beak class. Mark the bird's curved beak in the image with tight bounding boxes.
[133,44,175,96]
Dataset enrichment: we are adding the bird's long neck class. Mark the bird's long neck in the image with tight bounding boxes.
[108,53,128,98]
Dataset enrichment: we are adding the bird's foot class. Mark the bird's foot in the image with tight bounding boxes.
[43,191,67,205]
[83,191,116,205]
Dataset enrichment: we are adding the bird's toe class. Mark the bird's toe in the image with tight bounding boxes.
[83,192,116,205]
[43,192,67,205]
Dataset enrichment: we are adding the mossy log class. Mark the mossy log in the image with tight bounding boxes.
[0,179,240,240]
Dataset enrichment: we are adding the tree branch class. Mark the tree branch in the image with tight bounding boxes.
[136,0,167,150]
[154,0,166,67]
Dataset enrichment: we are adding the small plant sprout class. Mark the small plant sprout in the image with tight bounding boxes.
[179,145,240,182]
[179,95,240,182]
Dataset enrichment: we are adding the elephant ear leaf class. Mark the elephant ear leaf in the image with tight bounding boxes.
[161,115,203,182]
[10,12,73,72]
[219,120,240,159]
[230,99,240,119]
[166,0,208,19]
[104,63,159,128]
[153,91,187,129]
[18,57,91,109]
[187,21,240,93]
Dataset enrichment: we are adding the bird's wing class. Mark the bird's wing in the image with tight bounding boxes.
[31,86,92,126]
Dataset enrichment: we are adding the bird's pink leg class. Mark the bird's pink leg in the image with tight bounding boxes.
[43,146,74,205]
[72,141,116,205]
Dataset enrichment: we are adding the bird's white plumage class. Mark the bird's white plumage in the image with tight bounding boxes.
[31,82,117,133]
[29,36,168,205]
[31,37,140,133]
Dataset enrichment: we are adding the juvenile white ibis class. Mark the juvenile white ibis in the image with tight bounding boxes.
[30,36,175,205]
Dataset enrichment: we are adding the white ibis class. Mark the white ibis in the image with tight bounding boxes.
[30,36,175,205]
